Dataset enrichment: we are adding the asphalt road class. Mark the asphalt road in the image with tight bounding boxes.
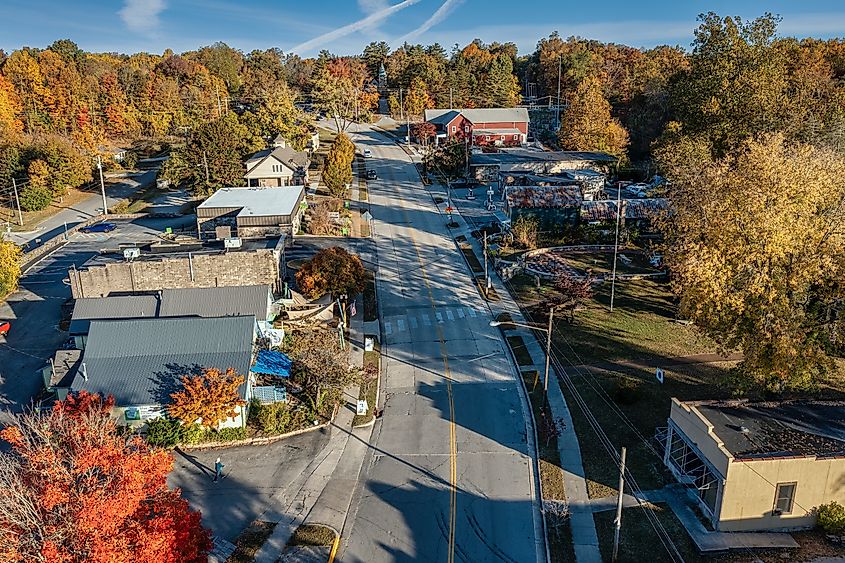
[7,169,159,247]
[0,215,195,411]
[339,125,544,562]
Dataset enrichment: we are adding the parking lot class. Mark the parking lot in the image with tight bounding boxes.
[0,216,194,411]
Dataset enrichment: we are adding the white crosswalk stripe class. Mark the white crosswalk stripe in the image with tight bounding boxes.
[457,308,465,319]
[468,308,477,318]
[409,317,418,329]
[435,312,443,323]
[397,318,406,332]
[422,313,431,326]
[385,321,393,335]
[446,309,454,321]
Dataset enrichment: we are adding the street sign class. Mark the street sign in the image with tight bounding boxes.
[357,400,369,415]
[445,206,454,213]
[350,301,357,317]
[362,210,373,222]
[655,368,664,384]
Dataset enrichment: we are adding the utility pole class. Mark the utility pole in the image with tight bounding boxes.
[556,56,562,130]
[610,182,622,312]
[399,88,404,121]
[11,178,22,226]
[202,151,210,183]
[96,156,108,217]
[612,447,628,562]
[483,234,490,294]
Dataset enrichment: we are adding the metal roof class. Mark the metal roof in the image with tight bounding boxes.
[506,186,583,209]
[473,128,523,136]
[198,186,304,217]
[159,285,270,321]
[579,198,667,221]
[425,108,529,125]
[73,316,255,406]
[70,295,160,334]
[473,150,616,166]
[245,145,309,175]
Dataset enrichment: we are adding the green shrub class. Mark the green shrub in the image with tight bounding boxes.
[817,502,845,535]
[181,423,207,445]
[249,400,293,435]
[612,380,642,406]
[122,151,139,169]
[19,185,52,212]
[109,199,130,214]
[145,417,183,447]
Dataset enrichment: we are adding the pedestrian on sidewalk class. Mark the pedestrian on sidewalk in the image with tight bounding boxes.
[213,457,224,482]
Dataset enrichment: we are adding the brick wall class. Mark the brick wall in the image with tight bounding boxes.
[69,247,282,298]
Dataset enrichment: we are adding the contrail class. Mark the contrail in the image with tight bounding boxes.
[290,0,423,54]
[397,0,466,44]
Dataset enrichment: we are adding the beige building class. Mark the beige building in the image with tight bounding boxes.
[662,399,845,532]
[244,136,310,187]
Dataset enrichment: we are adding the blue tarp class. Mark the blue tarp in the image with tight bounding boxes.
[252,349,292,377]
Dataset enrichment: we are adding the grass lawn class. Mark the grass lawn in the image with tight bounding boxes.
[519,369,576,562]
[289,524,336,547]
[352,342,380,427]
[561,250,657,276]
[593,505,705,563]
[1,187,93,233]
[227,520,277,563]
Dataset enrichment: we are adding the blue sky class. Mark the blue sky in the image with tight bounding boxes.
[3,0,845,56]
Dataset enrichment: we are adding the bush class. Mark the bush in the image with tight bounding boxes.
[249,400,293,434]
[122,151,139,170]
[181,423,206,445]
[109,199,130,214]
[19,185,52,212]
[612,380,642,406]
[817,502,845,535]
[212,427,247,442]
[145,417,183,447]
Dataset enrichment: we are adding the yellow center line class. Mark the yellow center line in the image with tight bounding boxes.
[400,201,458,563]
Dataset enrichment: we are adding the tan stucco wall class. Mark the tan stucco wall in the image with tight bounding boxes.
[245,157,295,182]
[719,456,845,531]
[669,399,732,476]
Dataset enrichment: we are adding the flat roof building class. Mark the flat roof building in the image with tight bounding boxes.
[197,186,305,241]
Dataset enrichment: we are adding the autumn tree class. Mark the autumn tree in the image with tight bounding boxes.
[322,133,354,197]
[282,327,363,409]
[511,215,539,249]
[559,76,629,157]
[168,367,246,428]
[0,237,21,298]
[0,392,211,562]
[411,121,436,145]
[536,272,594,323]
[295,246,366,300]
[657,134,845,392]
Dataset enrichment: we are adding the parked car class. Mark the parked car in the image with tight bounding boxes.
[366,170,377,180]
[80,222,117,234]
[0,321,10,336]
[627,183,651,197]
[363,149,372,158]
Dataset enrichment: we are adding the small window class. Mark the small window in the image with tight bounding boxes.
[464,125,470,133]
[774,482,796,514]
[451,125,456,133]
[513,134,518,140]
[485,135,490,141]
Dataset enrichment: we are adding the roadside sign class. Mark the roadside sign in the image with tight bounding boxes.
[362,210,373,222]
[350,301,357,317]
[445,206,454,213]
[357,400,369,415]
[656,368,664,384]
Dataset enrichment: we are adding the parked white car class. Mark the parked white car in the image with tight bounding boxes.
[363,149,372,158]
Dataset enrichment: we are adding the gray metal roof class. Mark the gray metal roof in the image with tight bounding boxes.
[425,108,529,125]
[473,150,616,166]
[244,145,309,176]
[70,295,160,334]
[198,186,304,217]
[159,285,270,321]
[73,316,255,406]
[71,286,271,334]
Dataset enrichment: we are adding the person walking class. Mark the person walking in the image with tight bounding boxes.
[213,457,224,482]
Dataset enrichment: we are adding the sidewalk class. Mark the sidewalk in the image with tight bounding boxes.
[439,188,601,563]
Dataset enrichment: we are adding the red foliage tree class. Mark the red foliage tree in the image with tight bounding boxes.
[0,391,211,563]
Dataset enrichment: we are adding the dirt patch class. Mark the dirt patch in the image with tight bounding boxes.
[227,520,277,563]
[506,335,535,367]
[289,524,336,547]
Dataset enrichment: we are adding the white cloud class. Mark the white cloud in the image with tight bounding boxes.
[119,0,166,35]
[397,0,465,44]
[290,0,423,55]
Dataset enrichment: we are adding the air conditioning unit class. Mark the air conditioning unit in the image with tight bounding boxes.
[224,237,242,249]
[123,248,141,260]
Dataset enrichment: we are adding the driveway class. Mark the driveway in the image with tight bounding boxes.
[338,124,543,562]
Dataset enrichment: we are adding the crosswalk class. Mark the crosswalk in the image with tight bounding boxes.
[383,305,480,336]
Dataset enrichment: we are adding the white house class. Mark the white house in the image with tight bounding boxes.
[244,140,310,187]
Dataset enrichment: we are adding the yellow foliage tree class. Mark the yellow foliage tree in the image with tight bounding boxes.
[0,237,22,299]
[558,76,629,157]
[168,368,246,428]
[658,133,845,391]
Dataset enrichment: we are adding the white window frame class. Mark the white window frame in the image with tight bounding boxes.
[773,482,797,515]
[513,134,519,140]
[464,125,470,133]
[451,125,456,133]
[485,135,490,141]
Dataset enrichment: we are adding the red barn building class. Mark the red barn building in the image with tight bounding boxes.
[424,108,529,147]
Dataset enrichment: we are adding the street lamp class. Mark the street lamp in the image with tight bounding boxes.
[490,306,557,400]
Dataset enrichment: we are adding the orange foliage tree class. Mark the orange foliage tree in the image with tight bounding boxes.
[295,246,366,300]
[168,367,246,428]
[0,391,211,563]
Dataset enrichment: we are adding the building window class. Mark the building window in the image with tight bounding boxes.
[513,134,518,140]
[485,135,490,141]
[451,125,456,133]
[773,482,796,514]
[465,125,470,133]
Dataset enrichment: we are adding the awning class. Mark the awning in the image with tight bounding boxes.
[252,349,293,377]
